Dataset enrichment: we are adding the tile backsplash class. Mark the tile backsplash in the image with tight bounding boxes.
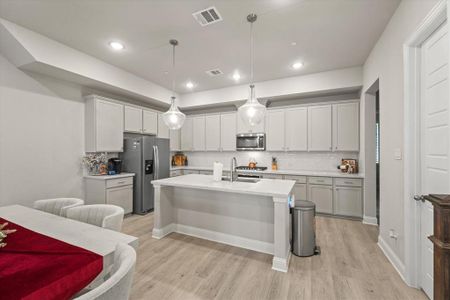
[177,151,359,171]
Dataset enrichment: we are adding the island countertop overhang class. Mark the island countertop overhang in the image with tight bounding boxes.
[152,174,295,199]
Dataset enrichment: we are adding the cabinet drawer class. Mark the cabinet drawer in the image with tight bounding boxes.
[284,175,307,184]
[199,170,213,175]
[106,177,133,188]
[335,178,362,187]
[262,174,283,180]
[308,176,332,185]
[183,170,199,175]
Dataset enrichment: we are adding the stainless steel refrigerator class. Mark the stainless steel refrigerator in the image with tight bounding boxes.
[120,133,170,214]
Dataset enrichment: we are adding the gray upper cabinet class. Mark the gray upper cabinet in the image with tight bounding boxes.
[308,105,332,151]
[220,113,237,151]
[205,114,221,151]
[285,107,308,151]
[266,110,285,151]
[181,117,193,151]
[192,116,206,151]
[333,102,359,151]
[85,96,124,152]
[124,106,143,133]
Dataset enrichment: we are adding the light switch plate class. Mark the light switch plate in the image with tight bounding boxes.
[394,148,402,160]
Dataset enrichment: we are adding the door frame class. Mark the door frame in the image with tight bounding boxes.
[403,0,447,288]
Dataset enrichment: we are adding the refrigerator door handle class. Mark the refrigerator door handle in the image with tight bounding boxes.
[153,145,159,180]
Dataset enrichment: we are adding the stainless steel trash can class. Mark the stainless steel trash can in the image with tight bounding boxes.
[292,200,316,256]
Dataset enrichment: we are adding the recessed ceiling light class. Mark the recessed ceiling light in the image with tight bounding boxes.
[291,42,297,46]
[109,41,124,50]
[233,72,241,81]
[292,62,303,69]
[186,82,194,89]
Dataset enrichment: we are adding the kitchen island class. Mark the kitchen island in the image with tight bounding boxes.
[151,174,296,272]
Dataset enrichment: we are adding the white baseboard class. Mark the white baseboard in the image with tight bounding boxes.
[363,215,378,226]
[272,251,291,273]
[152,223,176,239]
[175,223,274,255]
[378,236,406,282]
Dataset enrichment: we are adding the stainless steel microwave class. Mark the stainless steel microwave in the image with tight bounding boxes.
[236,133,266,151]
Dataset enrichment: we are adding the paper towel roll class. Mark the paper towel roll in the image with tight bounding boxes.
[213,162,223,182]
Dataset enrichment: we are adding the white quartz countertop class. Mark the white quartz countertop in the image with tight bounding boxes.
[152,174,296,198]
[170,166,364,179]
[84,172,135,180]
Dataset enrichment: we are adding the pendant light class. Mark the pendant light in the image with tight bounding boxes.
[238,13,266,127]
[162,39,186,130]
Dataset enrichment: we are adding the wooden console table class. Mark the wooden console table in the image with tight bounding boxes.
[424,194,450,300]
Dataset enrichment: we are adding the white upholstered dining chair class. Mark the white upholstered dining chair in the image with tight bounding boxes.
[33,198,84,217]
[74,243,136,300]
[66,204,124,232]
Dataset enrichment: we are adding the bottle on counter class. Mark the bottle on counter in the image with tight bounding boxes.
[272,157,278,170]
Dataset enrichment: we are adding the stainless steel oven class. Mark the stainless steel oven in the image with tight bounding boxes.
[236,133,265,151]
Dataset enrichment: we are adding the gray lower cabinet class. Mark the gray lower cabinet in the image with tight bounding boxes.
[199,170,213,175]
[183,170,200,175]
[85,175,134,215]
[334,186,362,217]
[292,183,307,206]
[308,184,333,214]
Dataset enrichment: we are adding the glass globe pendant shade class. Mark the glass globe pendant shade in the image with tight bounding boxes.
[162,96,185,130]
[238,84,266,126]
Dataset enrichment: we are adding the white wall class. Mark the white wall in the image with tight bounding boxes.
[0,54,85,207]
[361,0,440,268]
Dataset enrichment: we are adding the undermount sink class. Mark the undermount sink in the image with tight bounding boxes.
[221,176,260,183]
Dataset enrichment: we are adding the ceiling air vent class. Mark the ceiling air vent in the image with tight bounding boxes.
[192,6,223,26]
[205,69,224,76]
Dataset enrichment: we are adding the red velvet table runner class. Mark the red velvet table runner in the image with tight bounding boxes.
[0,217,103,300]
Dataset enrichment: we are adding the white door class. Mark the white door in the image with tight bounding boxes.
[266,110,285,151]
[220,113,237,151]
[333,102,359,151]
[308,105,332,151]
[205,114,221,151]
[142,110,158,135]
[124,106,142,133]
[192,116,205,151]
[181,117,193,151]
[285,107,308,151]
[419,22,449,299]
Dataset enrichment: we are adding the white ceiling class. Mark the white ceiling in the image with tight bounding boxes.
[0,0,399,94]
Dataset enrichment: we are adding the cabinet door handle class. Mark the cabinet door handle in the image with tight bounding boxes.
[117,181,125,184]
[344,181,353,184]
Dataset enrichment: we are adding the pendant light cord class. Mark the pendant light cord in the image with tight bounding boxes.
[250,21,254,85]
[172,43,176,101]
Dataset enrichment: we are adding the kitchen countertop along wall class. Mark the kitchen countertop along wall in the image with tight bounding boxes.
[171,166,364,179]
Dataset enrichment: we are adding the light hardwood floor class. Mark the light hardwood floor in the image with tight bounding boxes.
[122,214,426,300]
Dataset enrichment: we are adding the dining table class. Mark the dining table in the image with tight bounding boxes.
[0,205,138,300]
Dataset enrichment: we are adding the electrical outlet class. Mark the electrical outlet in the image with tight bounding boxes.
[389,229,398,239]
[394,148,402,160]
